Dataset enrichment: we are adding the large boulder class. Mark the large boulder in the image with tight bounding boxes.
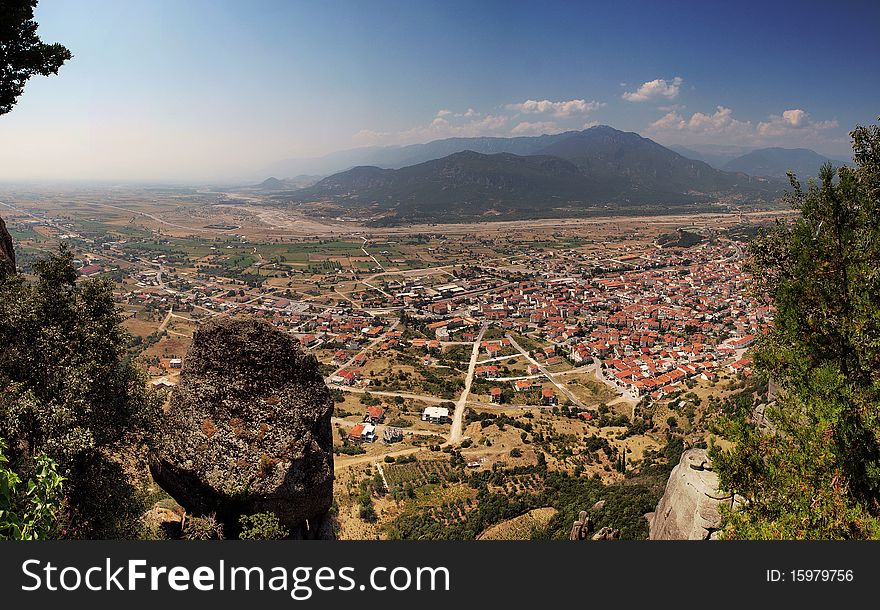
[0,215,15,276]
[151,318,335,538]
[647,449,736,540]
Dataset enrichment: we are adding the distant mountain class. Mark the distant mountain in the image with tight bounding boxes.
[534,126,760,197]
[262,132,578,178]
[722,147,843,180]
[666,145,745,169]
[258,177,286,190]
[255,175,322,191]
[289,126,781,224]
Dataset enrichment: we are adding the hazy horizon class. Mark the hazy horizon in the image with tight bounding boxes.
[1,0,877,183]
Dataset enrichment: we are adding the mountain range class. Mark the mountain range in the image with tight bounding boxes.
[284,126,781,224]
[720,147,846,180]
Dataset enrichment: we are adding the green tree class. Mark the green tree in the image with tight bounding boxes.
[238,512,289,540]
[0,0,72,115]
[711,119,880,539]
[0,437,65,540]
[0,247,160,538]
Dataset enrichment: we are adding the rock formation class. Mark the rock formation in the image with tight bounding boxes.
[569,508,621,541]
[0,215,16,276]
[647,448,737,540]
[569,510,594,540]
[150,318,335,538]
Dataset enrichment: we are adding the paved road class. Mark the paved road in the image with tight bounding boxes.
[507,334,588,410]
[449,323,488,443]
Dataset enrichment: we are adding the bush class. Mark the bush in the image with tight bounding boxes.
[239,512,289,540]
[182,514,224,540]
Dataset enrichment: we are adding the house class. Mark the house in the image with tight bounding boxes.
[364,405,385,424]
[475,365,500,378]
[78,264,103,277]
[729,358,751,372]
[422,406,450,424]
[542,387,557,406]
[169,358,183,369]
[526,364,540,376]
[333,370,360,386]
[383,427,404,444]
[347,424,365,443]
[300,333,319,347]
[348,423,376,443]
[514,379,532,392]
[490,387,502,403]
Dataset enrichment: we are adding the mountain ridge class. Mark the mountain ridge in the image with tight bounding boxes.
[287,126,781,224]
[722,147,846,180]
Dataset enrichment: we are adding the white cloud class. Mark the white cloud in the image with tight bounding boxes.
[757,108,838,138]
[648,105,752,137]
[510,121,561,136]
[352,129,391,145]
[622,77,684,102]
[353,98,603,146]
[506,98,605,118]
[396,113,509,143]
[646,105,842,149]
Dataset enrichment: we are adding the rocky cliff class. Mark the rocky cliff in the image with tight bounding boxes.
[647,449,736,540]
[0,215,15,276]
[151,318,335,538]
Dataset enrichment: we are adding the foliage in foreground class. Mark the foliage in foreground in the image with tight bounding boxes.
[0,0,72,116]
[0,437,64,540]
[0,248,160,538]
[711,119,880,539]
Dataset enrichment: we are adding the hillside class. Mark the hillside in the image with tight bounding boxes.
[722,147,843,180]
[534,126,765,198]
[289,126,781,223]
[262,132,578,177]
[294,151,609,220]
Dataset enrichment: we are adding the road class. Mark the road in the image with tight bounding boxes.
[507,334,588,410]
[325,319,399,381]
[449,323,488,443]
[157,308,174,332]
[334,446,423,470]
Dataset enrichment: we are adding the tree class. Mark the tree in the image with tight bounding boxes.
[0,437,65,540]
[711,119,880,539]
[239,512,289,540]
[0,0,72,115]
[0,247,160,538]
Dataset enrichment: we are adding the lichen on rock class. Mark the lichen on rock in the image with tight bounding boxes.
[150,318,335,538]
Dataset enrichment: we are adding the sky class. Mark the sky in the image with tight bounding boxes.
[1,0,878,182]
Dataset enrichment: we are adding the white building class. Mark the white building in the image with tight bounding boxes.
[422,406,450,424]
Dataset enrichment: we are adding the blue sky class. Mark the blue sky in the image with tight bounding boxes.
[1,0,878,181]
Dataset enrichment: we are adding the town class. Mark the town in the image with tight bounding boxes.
[0,187,775,539]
